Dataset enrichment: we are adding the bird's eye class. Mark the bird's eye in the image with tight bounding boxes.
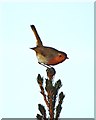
[59,54,62,57]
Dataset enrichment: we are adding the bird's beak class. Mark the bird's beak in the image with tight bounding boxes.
[30,48,33,49]
[67,57,69,59]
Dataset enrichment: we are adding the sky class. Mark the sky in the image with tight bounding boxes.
[0,1,94,119]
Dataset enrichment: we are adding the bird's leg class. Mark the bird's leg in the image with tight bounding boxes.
[38,62,51,68]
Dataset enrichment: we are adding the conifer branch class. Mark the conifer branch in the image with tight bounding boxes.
[36,67,65,120]
[37,74,49,108]
[38,104,47,119]
[55,92,65,119]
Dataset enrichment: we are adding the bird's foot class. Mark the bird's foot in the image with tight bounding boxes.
[38,62,51,68]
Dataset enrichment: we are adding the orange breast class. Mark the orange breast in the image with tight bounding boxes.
[47,55,65,65]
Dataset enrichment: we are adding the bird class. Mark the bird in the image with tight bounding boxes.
[30,25,69,68]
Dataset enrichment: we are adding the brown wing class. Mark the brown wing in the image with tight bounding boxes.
[32,46,59,59]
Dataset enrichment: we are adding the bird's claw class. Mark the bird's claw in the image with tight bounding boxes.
[38,62,51,68]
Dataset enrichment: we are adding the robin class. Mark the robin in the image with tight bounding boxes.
[30,25,69,68]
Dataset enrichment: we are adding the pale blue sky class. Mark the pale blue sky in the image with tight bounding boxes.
[0,2,94,118]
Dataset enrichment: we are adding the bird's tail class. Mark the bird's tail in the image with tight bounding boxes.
[30,25,43,47]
